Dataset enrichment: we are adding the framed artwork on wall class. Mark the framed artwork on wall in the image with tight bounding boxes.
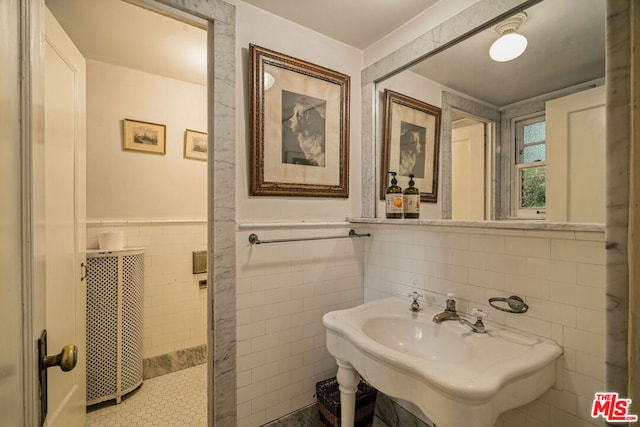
[184,129,208,161]
[123,118,166,155]
[381,89,441,202]
[249,44,350,197]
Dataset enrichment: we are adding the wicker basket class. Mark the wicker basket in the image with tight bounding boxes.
[316,377,377,427]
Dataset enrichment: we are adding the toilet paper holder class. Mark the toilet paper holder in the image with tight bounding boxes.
[192,250,207,274]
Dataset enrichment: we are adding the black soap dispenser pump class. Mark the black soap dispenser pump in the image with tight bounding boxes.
[385,171,403,219]
[403,174,420,219]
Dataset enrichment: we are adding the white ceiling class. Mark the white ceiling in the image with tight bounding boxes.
[46,0,208,86]
[239,0,439,50]
[45,0,438,87]
[409,0,605,106]
[46,0,605,107]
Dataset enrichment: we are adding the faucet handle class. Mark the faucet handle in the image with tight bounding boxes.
[444,293,457,312]
[409,291,423,301]
[409,292,423,312]
[471,308,487,321]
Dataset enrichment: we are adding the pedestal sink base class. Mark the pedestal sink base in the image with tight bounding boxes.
[336,359,359,426]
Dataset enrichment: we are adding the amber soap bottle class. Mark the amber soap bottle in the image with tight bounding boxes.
[385,171,403,219]
[403,174,420,219]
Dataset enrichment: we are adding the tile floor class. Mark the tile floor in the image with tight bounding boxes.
[86,363,389,426]
[86,363,207,427]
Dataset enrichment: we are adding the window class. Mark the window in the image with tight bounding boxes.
[513,115,546,218]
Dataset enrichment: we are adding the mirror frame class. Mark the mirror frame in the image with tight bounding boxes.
[360,0,542,218]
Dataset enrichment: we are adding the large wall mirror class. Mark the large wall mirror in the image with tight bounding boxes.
[372,0,605,223]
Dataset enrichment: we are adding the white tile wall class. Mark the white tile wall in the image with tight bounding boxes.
[361,224,606,427]
[236,226,365,426]
[87,221,207,358]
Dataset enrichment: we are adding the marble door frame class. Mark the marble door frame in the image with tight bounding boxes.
[605,0,638,412]
[155,0,237,424]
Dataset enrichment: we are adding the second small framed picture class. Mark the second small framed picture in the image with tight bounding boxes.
[184,129,208,161]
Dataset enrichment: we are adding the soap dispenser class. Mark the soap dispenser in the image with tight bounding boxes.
[403,174,420,219]
[385,171,403,219]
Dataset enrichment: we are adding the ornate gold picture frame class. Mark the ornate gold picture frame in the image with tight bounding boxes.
[249,44,350,197]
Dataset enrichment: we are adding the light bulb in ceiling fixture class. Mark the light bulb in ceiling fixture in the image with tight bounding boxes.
[489,12,528,62]
[489,32,528,62]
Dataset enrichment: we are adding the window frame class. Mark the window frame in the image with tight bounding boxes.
[511,113,546,219]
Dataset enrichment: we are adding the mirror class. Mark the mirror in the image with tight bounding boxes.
[374,0,605,223]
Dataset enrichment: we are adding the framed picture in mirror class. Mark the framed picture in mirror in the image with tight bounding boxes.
[381,89,441,202]
[249,44,350,197]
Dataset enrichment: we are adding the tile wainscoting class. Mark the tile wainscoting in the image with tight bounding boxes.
[87,220,207,359]
[360,222,606,427]
[234,220,606,427]
[236,224,366,426]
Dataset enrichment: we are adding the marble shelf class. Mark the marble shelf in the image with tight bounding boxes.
[348,217,604,232]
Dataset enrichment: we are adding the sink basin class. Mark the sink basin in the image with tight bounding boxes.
[322,297,563,427]
[362,316,472,363]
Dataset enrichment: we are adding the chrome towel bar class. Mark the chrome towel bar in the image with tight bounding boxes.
[248,229,371,245]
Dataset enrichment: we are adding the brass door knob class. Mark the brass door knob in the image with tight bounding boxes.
[43,344,78,372]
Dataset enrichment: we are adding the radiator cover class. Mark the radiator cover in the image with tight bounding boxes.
[86,248,144,405]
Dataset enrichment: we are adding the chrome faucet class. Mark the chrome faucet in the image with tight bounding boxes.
[459,308,488,333]
[408,292,423,312]
[432,293,460,323]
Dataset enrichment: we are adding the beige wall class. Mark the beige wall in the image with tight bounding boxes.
[231,0,363,222]
[86,59,207,220]
[85,60,208,358]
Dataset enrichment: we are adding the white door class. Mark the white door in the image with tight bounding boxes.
[43,7,87,426]
[546,86,606,223]
[0,0,26,424]
[452,121,486,220]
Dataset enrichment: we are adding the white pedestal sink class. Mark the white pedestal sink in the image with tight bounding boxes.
[322,297,562,427]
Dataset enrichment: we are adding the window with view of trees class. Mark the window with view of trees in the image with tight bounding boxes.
[514,115,546,217]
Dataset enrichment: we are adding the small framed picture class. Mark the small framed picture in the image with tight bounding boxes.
[184,129,208,161]
[123,118,166,155]
[381,89,441,202]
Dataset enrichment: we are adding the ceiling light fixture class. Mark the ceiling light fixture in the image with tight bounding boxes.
[489,12,528,62]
